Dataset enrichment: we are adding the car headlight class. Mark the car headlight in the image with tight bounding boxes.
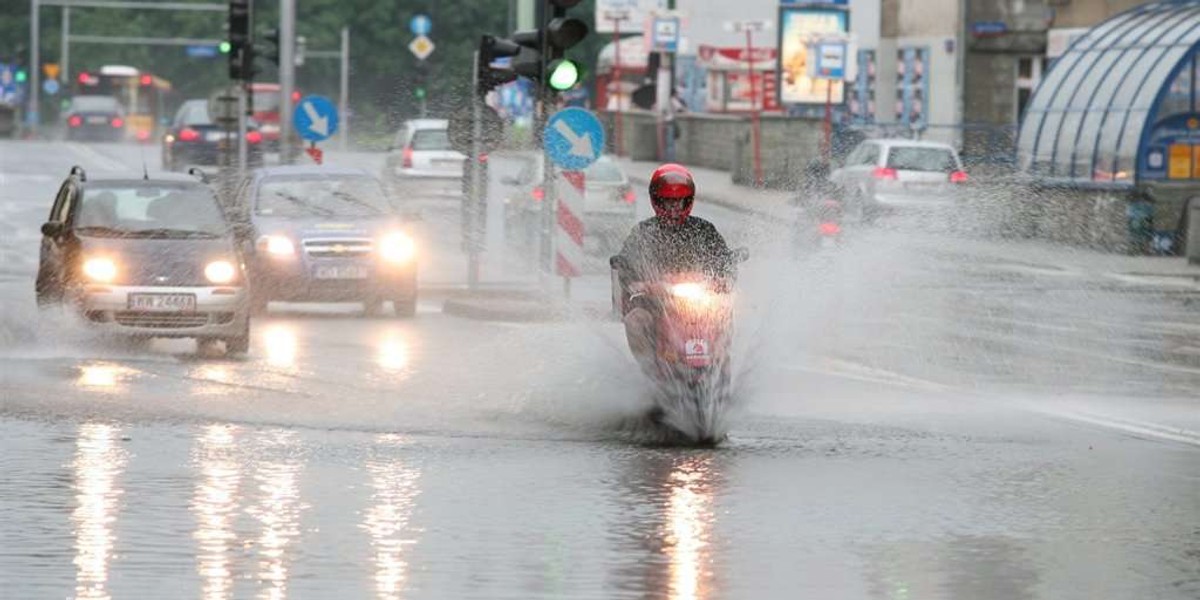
[379,232,416,263]
[670,282,712,304]
[82,257,118,283]
[205,260,237,284]
[258,235,295,257]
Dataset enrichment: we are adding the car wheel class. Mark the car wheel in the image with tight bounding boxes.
[224,320,250,356]
[393,295,417,318]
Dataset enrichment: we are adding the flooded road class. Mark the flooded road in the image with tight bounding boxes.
[2,141,1198,599]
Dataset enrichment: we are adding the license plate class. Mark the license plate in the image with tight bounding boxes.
[434,159,461,167]
[314,265,368,279]
[205,131,224,142]
[128,293,196,312]
[87,116,107,124]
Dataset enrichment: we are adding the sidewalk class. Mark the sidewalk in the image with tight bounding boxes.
[613,157,1199,282]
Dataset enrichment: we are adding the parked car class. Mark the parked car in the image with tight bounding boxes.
[501,153,637,253]
[382,119,466,198]
[232,166,420,317]
[161,99,264,171]
[829,139,968,221]
[63,95,126,142]
[35,166,251,355]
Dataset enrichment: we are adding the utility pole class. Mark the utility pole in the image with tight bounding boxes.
[339,26,349,151]
[278,0,296,164]
[469,49,483,289]
[60,7,69,83]
[30,0,40,135]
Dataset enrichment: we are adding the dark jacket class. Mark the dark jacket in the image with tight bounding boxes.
[616,216,733,287]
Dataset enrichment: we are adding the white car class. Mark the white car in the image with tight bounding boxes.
[382,119,466,198]
[830,139,968,220]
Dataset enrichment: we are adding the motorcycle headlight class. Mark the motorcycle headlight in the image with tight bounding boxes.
[204,260,237,284]
[258,235,295,257]
[670,282,712,304]
[379,232,416,263]
[82,257,118,283]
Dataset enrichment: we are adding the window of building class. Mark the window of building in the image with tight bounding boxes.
[1015,56,1046,122]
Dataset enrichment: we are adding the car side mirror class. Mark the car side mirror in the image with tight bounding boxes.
[609,255,627,270]
[731,247,750,263]
[41,222,64,238]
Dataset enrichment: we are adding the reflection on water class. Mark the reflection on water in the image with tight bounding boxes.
[864,536,1038,600]
[192,425,242,600]
[263,325,298,369]
[376,334,411,373]
[361,434,422,600]
[76,362,135,390]
[247,430,306,600]
[665,456,717,600]
[71,423,129,600]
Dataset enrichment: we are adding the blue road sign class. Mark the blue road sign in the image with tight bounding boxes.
[293,95,339,142]
[43,78,60,95]
[186,45,219,59]
[544,107,604,170]
[651,16,680,53]
[410,14,432,36]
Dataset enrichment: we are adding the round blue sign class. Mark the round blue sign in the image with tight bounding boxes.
[43,78,60,95]
[293,95,339,142]
[544,107,605,171]
[410,14,432,36]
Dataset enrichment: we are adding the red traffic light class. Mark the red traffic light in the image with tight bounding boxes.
[140,74,152,86]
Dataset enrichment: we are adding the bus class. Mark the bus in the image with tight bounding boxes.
[74,65,177,142]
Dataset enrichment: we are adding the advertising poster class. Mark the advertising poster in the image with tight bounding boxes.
[850,49,876,123]
[895,46,930,127]
[777,6,848,105]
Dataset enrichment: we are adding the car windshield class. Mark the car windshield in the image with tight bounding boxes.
[256,176,392,218]
[179,102,212,126]
[411,129,452,151]
[70,96,121,113]
[74,184,228,237]
[252,90,281,112]
[585,158,624,183]
[886,147,959,172]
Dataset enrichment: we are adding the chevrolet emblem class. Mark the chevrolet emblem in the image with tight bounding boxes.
[332,244,346,253]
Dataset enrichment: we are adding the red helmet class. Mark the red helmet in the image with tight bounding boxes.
[649,163,695,225]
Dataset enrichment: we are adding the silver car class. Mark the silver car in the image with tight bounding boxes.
[830,139,968,221]
[36,168,251,354]
[382,119,466,197]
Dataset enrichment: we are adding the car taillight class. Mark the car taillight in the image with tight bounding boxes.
[949,170,969,183]
[135,129,150,141]
[246,131,263,144]
[531,186,545,202]
[110,117,124,128]
[402,145,414,168]
[67,115,82,127]
[872,167,898,181]
[622,188,636,203]
[819,221,841,236]
[178,128,200,142]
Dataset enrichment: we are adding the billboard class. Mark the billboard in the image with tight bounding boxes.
[777,6,848,105]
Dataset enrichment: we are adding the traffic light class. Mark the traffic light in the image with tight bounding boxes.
[218,41,232,54]
[475,35,521,99]
[228,0,253,80]
[542,0,588,91]
[260,28,281,66]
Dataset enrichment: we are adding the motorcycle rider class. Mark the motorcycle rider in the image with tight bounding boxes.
[613,164,735,372]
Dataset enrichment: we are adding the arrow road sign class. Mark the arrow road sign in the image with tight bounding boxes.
[544,108,605,170]
[293,94,339,142]
[410,14,432,36]
[409,35,435,61]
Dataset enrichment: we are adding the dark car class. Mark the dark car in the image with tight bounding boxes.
[231,166,420,317]
[162,99,264,171]
[35,166,251,355]
[64,95,126,142]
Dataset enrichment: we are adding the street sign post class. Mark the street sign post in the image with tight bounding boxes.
[650,15,680,53]
[409,35,435,61]
[544,107,605,170]
[409,14,432,36]
[726,19,773,187]
[293,94,339,142]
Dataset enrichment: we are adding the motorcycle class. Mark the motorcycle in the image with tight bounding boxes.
[609,247,749,445]
[793,197,844,252]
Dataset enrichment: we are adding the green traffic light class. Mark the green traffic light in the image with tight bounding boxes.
[14,69,27,83]
[548,59,579,91]
[415,87,426,100]
[218,41,232,54]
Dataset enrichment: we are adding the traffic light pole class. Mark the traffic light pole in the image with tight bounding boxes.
[278,0,296,164]
[30,0,40,134]
[468,50,483,290]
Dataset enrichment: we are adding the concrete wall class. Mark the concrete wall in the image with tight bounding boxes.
[1051,0,1145,28]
